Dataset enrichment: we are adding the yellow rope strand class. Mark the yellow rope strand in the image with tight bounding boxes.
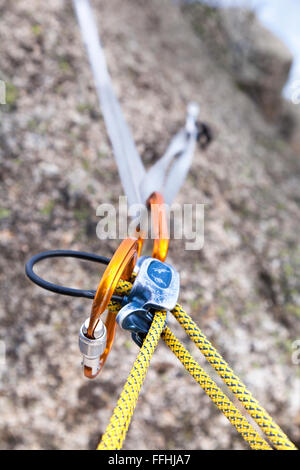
[97,310,166,450]
[97,280,296,450]
[162,327,271,450]
[171,303,297,450]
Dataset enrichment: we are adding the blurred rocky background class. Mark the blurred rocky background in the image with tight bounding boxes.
[0,0,299,449]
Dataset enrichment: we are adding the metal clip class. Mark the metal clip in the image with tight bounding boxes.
[79,318,107,377]
[117,257,180,346]
[196,122,212,150]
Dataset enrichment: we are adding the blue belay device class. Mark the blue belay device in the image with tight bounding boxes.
[116,257,180,346]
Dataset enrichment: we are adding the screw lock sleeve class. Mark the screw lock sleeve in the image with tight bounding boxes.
[79,318,107,376]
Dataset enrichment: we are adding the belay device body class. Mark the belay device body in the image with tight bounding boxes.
[117,257,180,346]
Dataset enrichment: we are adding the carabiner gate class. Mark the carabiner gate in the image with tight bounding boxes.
[80,237,139,378]
[136,191,169,262]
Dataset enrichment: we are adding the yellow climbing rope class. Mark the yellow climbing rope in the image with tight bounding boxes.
[98,279,296,451]
[98,310,167,450]
[99,311,271,450]
[171,304,297,451]
[162,327,272,450]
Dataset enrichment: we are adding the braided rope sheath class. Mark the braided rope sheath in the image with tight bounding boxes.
[113,279,133,297]
[162,327,271,450]
[98,310,167,450]
[98,279,296,450]
[171,304,297,450]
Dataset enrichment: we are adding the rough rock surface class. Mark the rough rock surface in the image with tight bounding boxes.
[183,4,293,121]
[0,0,300,450]
[281,100,300,156]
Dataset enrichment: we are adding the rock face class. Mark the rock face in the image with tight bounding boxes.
[290,109,300,154]
[281,99,300,155]
[183,5,293,121]
[0,0,300,450]
[223,8,292,120]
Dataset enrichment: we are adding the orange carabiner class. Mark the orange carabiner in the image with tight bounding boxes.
[84,237,139,378]
[135,224,146,258]
[147,191,169,262]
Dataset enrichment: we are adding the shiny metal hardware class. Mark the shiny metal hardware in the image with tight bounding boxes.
[117,257,179,345]
[84,237,139,378]
[79,317,107,377]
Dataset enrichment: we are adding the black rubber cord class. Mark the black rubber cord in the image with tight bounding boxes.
[25,250,123,301]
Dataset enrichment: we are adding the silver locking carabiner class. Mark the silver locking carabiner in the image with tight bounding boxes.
[78,318,107,377]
